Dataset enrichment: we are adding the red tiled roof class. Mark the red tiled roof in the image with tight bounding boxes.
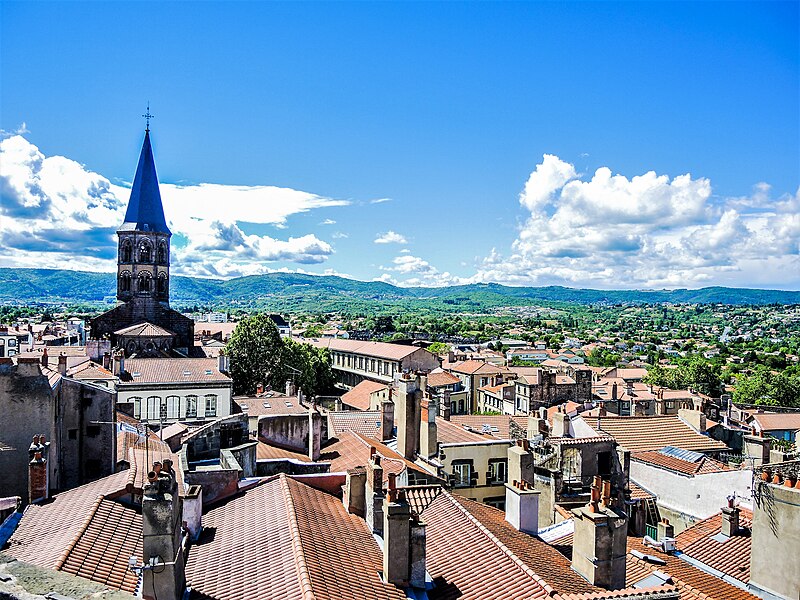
[448,359,504,375]
[632,450,730,476]
[320,431,433,483]
[628,481,656,501]
[257,439,312,462]
[452,415,528,439]
[5,470,130,569]
[436,418,493,444]
[626,537,758,600]
[185,474,406,600]
[427,371,461,387]
[586,416,728,453]
[674,508,753,583]
[340,379,388,411]
[68,361,115,380]
[328,410,382,439]
[234,393,308,416]
[126,446,184,494]
[751,412,800,432]
[306,337,431,361]
[114,321,175,337]
[120,357,231,385]
[57,498,142,593]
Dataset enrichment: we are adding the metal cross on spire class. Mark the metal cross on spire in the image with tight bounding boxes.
[142,102,154,132]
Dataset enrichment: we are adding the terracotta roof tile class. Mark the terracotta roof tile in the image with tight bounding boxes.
[453,415,528,439]
[628,481,656,501]
[427,371,461,387]
[257,439,312,462]
[632,449,730,476]
[674,508,753,583]
[751,412,800,432]
[4,470,130,568]
[448,359,504,375]
[436,417,493,443]
[585,416,728,453]
[234,393,307,416]
[328,410,382,439]
[114,321,175,337]
[306,337,430,360]
[340,379,388,411]
[119,357,231,385]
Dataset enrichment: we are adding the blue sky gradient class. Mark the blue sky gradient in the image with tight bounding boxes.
[1,2,798,288]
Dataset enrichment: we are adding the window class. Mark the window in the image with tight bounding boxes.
[139,241,152,262]
[186,395,198,418]
[137,272,151,293]
[68,429,78,440]
[157,243,167,264]
[205,394,218,417]
[132,397,143,419]
[157,274,167,295]
[451,460,473,487]
[159,398,168,421]
[120,241,132,262]
[146,396,161,421]
[484,497,506,510]
[488,459,508,484]
[86,425,100,438]
[597,451,612,475]
[665,401,674,409]
[120,272,131,292]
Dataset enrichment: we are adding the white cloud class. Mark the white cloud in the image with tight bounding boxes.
[378,254,470,287]
[374,230,408,244]
[320,218,336,225]
[331,231,349,239]
[473,154,800,288]
[370,197,391,204]
[0,135,345,277]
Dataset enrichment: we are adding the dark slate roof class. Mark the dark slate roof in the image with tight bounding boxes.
[119,130,171,234]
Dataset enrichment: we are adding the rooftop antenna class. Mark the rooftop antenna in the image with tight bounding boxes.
[142,102,154,132]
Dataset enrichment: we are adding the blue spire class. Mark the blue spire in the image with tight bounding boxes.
[120,130,171,234]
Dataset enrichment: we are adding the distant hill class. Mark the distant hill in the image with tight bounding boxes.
[0,267,798,311]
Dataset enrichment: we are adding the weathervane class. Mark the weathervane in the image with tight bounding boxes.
[142,102,154,132]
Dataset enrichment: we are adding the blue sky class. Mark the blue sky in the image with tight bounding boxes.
[1,1,798,289]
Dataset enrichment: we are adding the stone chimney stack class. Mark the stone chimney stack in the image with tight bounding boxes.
[743,430,771,466]
[383,474,426,588]
[308,402,321,461]
[419,398,438,459]
[57,353,67,376]
[527,413,547,439]
[678,408,706,433]
[505,479,540,534]
[182,485,203,541]
[657,518,675,541]
[141,459,186,600]
[16,356,43,377]
[551,407,570,438]
[112,349,125,377]
[365,448,385,535]
[508,439,535,487]
[40,348,48,367]
[28,435,49,504]
[343,467,367,517]
[721,498,740,537]
[285,379,295,397]
[380,390,395,442]
[396,373,421,460]
[441,390,451,420]
[571,477,627,590]
[102,351,111,370]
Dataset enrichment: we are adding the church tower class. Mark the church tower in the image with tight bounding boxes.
[116,128,171,305]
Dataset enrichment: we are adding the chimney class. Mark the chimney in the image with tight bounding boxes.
[28,435,49,504]
[396,375,421,460]
[182,485,203,541]
[611,381,618,401]
[505,479,540,534]
[308,402,321,461]
[256,382,264,395]
[141,459,186,600]
[721,499,740,537]
[380,392,395,441]
[551,408,569,438]
[58,353,67,376]
[743,431,771,466]
[571,478,627,590]
[102,351,111,370]
[365,449,385,535]
[678,408,706,433]
[112,350,124,376]
[527,413,547,439]
[441,390,451,420]
[656,518,674,541]
[447,350,455,363]
[16,356,43,377]
[343,467,367,517]
[40,347,48,367]
[383,474,426,588]
[508,439,535,487]
[285,379,295,397]
[419,398,437,459]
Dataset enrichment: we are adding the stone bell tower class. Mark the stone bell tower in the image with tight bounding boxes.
[116,124,171,306]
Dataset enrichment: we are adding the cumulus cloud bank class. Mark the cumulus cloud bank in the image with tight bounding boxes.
[0,135,345,277]
[474,155,800,288]
[374,230,408,244]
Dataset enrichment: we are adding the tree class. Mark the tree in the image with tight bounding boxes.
[282,339,336,398]
[226,314,286,396]
[427,342,450,355]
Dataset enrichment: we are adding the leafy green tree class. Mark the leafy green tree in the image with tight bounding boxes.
[733,372,771,405]
[282,339,336,398]
[427,342,450,355]
[226,314,285,395]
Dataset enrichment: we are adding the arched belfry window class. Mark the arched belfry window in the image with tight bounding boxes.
[120,240,132,263]
[139,240,152,263]
[137,272,152,293]
[157,242,167,264]
[157,273,168,295]
[120,272,132,292]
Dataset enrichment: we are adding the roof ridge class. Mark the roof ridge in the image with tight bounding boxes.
[280,475,317,600]
[54,494,105,570]
[443,491,557,596]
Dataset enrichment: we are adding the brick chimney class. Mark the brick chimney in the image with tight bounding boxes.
[382,474,426,588]
[380,391,395,442]
[343,467,367,517]
[57,353,67,376]
[40,347,48,367]
[419,398,437,459]
[571,477,627,590]
[28,435,49,504]
[141,459,186,600]
[721,498,740,537]
[256,382,264,395]
[365,448,385,535]
[505,479,539,534]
